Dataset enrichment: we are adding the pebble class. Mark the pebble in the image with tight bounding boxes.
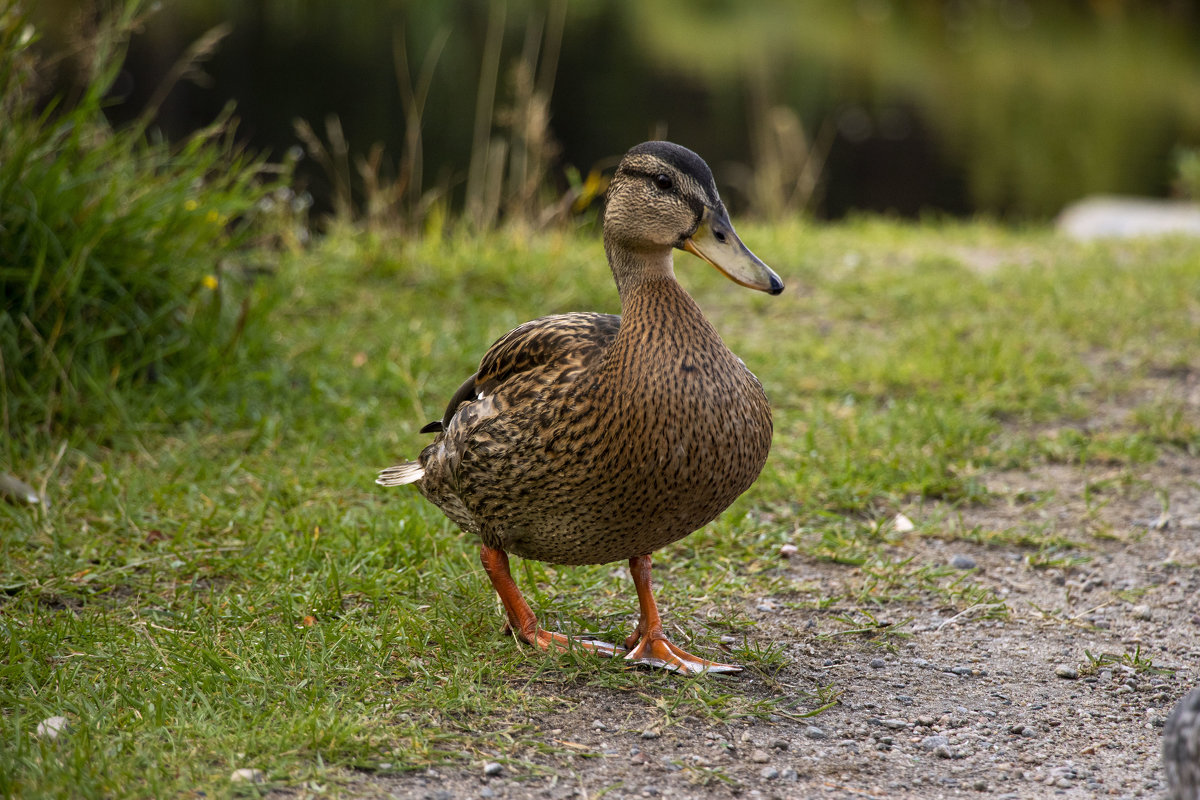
[1132,604,1152,621]
[870,658,887,669]
[803,725,828,740]
[950,554,977,570]
[229,768,264,784]
[480,788,495,798]
[592,719,607,730]
[779,543,798,558]
[760,766,779,779]
[781,768,799,782]
[881,718,909,730]
[750,749,771,763]
[1054,665,1079,679]
[640,728,660,739]
[483,762,503,776]
[934,744,955,759]
[35,716,68,740]
[770,738,789,750]
[921,735,950,751]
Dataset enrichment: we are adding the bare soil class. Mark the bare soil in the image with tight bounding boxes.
[326,450,1199,800]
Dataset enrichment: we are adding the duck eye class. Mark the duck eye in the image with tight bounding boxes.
[653,174,673,192]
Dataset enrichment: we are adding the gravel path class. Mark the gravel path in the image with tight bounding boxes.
[321,453,1199,800]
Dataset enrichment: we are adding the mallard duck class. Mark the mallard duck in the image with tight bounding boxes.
[1164,685,1200,800]
[378,141,782,674]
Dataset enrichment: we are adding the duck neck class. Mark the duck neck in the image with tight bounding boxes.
[604,237,725,363]
[605,237,679,309]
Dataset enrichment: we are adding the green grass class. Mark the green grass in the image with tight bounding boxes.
[0,0,289,450]
[3,220,1200,797]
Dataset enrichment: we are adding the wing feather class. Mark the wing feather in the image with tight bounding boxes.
[421,312,621,435]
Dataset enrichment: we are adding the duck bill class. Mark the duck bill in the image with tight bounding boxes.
[682,206,784,295]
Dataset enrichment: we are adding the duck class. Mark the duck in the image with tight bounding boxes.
[378,141,783,674]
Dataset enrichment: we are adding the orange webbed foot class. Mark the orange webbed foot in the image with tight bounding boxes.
[502,621,626,659]
[623,625,742,675]
[621,555,743,675]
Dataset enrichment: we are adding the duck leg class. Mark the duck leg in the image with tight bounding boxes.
[623,555,743,675]
[479,544,625,658]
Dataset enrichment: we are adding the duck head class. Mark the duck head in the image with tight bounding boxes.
[603,141,784,297]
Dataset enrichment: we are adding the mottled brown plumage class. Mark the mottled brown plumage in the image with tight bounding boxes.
[378,141,783,673]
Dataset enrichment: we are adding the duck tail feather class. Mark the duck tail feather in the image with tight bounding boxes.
[376,461,425,486]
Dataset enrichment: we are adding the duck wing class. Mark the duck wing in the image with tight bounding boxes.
[421,312,621,434]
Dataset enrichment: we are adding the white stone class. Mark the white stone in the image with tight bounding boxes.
[35,716,68,740]
[230,768,264,783]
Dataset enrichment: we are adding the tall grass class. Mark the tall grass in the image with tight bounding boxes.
[0,0,289,453]
[295,0,581,236]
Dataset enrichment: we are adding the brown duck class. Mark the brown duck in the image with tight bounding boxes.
[378,141,783,674]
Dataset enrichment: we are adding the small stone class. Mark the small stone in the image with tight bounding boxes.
[640,728,660,739]
[781,768,799,782]
[750,749,771,763]
[803,725,828,740]
[483,761,503,776]
[1131,604,1152,621]
[950,554,977,570]
[892,513,916,532]
[630,753,647,765]
[779,543,798,558]
[760,766,779,779]
[229,768,264,784]
[592,719,607,730]
[770,738,789,750]
[870,658,887,669]
[1054,665,1079,680]
[973,780,989,791]
[917,715,936,727]
[934,744,955,759]
[480,788,495,799]
[35,716,68,740]
[921,735,950,751]
[881,718,909,730]
[640,786,660,797]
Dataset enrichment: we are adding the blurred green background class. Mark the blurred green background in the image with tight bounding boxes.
[31,0,1200,220]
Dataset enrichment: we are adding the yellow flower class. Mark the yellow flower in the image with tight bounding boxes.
[184,199,199,211]
[201,275,219,290]
[206,210,220,224]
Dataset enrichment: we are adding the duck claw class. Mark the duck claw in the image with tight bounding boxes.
[623,635,743,675]
[528,629,627,659]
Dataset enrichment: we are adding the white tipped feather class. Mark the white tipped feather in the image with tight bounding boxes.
[376,462,425,486]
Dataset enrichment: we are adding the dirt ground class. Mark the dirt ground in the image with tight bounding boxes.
[325,449,1198,800]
